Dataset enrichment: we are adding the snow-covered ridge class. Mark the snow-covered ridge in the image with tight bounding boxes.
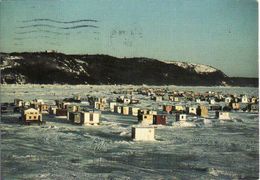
[75,59,88,65]
[6,56,24,60]
[1,56,21,70]
[55,58,89,76]
[165,61,217,74]
[1,53,233,85]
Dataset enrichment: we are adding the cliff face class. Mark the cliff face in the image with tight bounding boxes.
[0,52,255,86]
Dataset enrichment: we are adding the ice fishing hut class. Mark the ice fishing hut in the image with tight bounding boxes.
[14,99,23,107]
[153,115,167,125]
[114,105,122,114]
[129,107,140,116]
[173,97,179,102]
[67,104,79,112]
[186,106,197,115]
[176,114,187,121]
[122,106,129,115]
[99,102,105,111]
[163,105,173,114]
[94,102,99,109]
[21,108,42,124]
[138,114,154,125]
[81,111,100,125]
[49,105,58,115]
[123,98,131,104]
[69,112,81,124]
[62,102,71,109]
[94,102,105,111]
[174,105,185,112]
[155,96,163,102]
[248,104,259,112]
[231,103,240,110]
[195,98,201,103]
[132,126,155,141]
[196,105,208,118]
[241,95,249,103]
[216,111,230,120]
[67,105,80,120]
[39,104,49,113]
[250,97,258,104]
[138,109,149,116]
[56,108,67,117]
[109,102,117,112]
[208,99,215,105]
[225,97,232,103]
[97,97,107,104]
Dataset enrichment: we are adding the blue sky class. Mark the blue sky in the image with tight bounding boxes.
[0,0,258,77]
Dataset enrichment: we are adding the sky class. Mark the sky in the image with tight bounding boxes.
[0,0,258,77]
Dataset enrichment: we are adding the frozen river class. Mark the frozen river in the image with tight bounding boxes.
[1,85,259,179]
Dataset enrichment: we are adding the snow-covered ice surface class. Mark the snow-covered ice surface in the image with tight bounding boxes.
[1,85,259,179]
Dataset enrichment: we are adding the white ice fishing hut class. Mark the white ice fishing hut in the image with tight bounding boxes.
[241,95,249,103]
[81,111,100,125]
[132,126,155,141]
[195,99,201,103]
[130,107,140,116]
[216,111,230,120]
[225,97,232,103]
[209,99,215,105]
[115,105,122,114]
[123,98,131,104]
[186,107,197,115]
[176,114,187,121]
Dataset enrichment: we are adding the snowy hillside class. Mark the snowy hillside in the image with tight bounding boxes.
[166,61,218,74]
[0,52,257,86]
